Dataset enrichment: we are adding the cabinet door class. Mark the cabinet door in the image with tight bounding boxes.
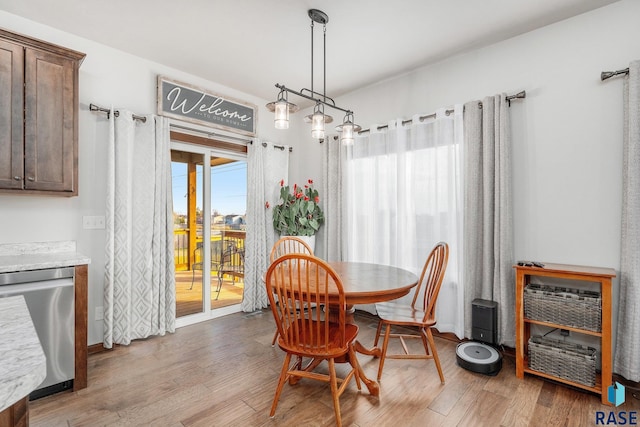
[24,48,76,192]
[0,40,24,190]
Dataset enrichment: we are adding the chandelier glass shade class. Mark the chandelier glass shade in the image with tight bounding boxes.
[311,103,325,139]
[267,9,359,143]
[266,89,299,130]
[335,112,362,145]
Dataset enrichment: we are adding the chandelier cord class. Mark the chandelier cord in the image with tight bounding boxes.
[310,19,314,100]
[323,23,327,104]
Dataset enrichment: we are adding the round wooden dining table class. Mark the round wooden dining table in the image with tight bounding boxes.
[325,261,419,306]
[267,260,418,396]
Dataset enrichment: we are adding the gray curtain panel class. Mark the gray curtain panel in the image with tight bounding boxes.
[103,112,175,348]
[615,60,640,382]
[242,141,289,312]
[463,95,515,347]
[321,136,344,261]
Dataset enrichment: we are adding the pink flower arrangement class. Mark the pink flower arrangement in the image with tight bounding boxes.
[272,179,324,236]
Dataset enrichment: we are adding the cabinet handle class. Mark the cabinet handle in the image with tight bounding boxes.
[14,176,22,180]
[27,177,35,181]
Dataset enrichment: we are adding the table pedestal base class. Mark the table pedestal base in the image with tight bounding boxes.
[325,304,381,395]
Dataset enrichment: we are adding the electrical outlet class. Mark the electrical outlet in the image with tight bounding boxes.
[95,216,105,228]
[560,329,570,337]
[95,306,104,321]
[83,215,106,230]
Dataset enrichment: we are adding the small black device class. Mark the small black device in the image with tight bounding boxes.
[517,260,545,268]
[472,298,497,345]
[456,298,503,376]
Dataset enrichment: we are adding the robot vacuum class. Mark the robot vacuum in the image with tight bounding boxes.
[456,341,503,376]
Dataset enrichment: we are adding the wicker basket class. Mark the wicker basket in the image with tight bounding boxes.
[528,336,597,387]
[524,284,601,332]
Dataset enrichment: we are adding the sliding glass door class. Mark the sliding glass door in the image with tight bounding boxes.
[171,149,205,318]
[171,140,247,326]
[209,157,247,311]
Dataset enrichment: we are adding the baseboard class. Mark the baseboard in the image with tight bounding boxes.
[87,343,116,355]
[431,329,462,343]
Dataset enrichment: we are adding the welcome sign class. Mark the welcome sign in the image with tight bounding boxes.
[157,76,256,136]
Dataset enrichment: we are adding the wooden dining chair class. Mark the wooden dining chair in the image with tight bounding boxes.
[189,240,222,291]
[269,236,314,346]
[269,236,313,262]
[265,253,362,427]
[373,241,449,382]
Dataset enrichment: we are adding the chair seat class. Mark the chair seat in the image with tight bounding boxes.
[278,320,359,358]
[376,301,436,327]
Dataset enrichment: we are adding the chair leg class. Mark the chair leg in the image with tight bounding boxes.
[424,327,445,384]
[270,353,292,417]
[377,323,392,381]
[271,329,279,346]
[328,358,342,427]
[373,319,383,348]
[420,330,431,356]
[215,274,223,300]
[189,269,196,290]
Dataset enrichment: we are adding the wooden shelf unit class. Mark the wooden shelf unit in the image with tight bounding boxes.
[514,262,615,405]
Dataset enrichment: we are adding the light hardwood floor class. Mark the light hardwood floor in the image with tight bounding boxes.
[29,311,638,426]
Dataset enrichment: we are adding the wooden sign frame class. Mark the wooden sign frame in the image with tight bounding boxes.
[157,76,257,136]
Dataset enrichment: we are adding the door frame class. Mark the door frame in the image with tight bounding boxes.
[171,138,248,329]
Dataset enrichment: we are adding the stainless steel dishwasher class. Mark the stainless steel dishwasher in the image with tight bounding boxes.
[0,267,75,399]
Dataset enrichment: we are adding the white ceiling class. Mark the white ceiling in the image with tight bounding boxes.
[0,0,620,104]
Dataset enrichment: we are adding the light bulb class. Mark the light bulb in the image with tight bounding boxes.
[311,108,325,139]
[274,100,289,129]
[340,123,354,145]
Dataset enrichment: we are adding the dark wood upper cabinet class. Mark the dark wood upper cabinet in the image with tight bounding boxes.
[0,29,85,196]
[0,38,24,190]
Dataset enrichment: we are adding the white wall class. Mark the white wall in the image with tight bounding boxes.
[0,11,286,345]
[290,0,639,346]
[2,0,637,346]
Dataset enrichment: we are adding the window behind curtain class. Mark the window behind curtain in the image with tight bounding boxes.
[344,107,464,337]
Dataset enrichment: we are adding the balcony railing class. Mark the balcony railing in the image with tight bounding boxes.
[174,228,245,272]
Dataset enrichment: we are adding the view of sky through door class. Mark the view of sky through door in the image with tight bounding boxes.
[172,162,247,217]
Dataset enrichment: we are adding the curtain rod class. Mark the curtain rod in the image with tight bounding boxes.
[358,108,455,135]
[601,68,629,81]
[506,90,526,105]
[247,140,293,152]
[358,90,526,135]
[89,103,147,123]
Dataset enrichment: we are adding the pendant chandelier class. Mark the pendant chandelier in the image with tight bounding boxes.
[266,9,360,144]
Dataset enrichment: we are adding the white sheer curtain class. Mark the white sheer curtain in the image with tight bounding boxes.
[615,60,640,382]
[463,95,515,347]
[104,111,175,348]
[345,107,465,338]
[242,140,289,312]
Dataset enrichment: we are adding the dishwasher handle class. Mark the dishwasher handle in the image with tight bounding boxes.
[0,267,75,286]
[0,277,74,296]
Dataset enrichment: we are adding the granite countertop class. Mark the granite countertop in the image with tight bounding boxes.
[0,296,46,413]
[0,241,91,273]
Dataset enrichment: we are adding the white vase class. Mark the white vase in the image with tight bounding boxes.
[298,235,316,253]
[283,235,316,253]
